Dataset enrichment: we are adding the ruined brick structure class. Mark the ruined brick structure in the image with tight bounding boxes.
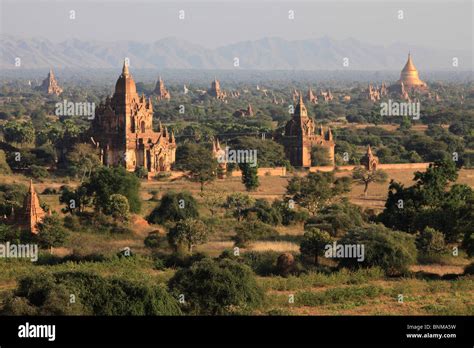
[91,62,176,173]
[154,76,171,101]
[209,78,226,100]
[307,87,318,104]
[212,138,227,178]
[360,145,379,171]
[38,68,63,95]
[233,104,254,117]
[6,180,47,234]
[278,95,335,167]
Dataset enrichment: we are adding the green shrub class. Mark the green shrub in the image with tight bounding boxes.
[168,258,264,315]
[147,191,199,224]
[1,271,181,315]
[28,165,49,179]
[338,224,417,276]
[144,232,163,249]
[241,251,279,276]
[416,227,446,254]
[299,228,332,265]
[232,220,278,247]
[305,200,365,236]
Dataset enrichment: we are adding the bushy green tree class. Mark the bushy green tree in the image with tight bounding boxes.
[0,150,12,174]
[240,162,259,191]
[415,227,446,254]
[147,191,199,224]
[59,186,91,214]
[300,228,332,265]
[242,199,281,225]
[104,194,130,222]
[338,224,417,276]
[225,192,255,221]
[175,143,217,191]
[305,199,365,237]
[168,258,264,315]
[1,271,181,315]
[379,160,472,242]
[167,218,208,254]
[66,143,101,182]
[287,171,351,215]
[36,215,68,251]
[3,120,35,146]
[233,220,279,247]
[85,167,141,213]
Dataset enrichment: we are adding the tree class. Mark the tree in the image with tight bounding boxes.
[287,171,351,215]
[66,143,101,182]
[229,137,289,168]
[59,186,91,214]
[200,190,225,216]
[339,224,417,276]
[378,160,471,241]
[0,150,11,174]
[352,167,388,197]
[233,220,278,247]
[104,194,130,222]
[299,228,332,265]
[3,120,35,146]
[415,227,446,254]
[224,193,255,221]
[0,224,21,244]
[2,271,181,315]
[240,162,259,191]
[168,258,264,315]
[85,167,141,213]
[36,215,68,252]
[304,199,365,237]
[241,199,281,225]
[167,218,208,254]
[147,191,199,224]
[175,143,217,191]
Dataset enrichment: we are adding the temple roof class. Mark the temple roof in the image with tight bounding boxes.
[402,53,417,73]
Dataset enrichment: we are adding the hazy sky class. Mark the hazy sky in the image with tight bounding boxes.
[1,0,472,51]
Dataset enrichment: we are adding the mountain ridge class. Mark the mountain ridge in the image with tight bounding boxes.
[0,35,470,71]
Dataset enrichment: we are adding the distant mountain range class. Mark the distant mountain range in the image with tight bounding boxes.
[0,35,471,71]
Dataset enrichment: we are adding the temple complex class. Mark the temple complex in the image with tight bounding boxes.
[278,95,335,167]
[37,68,63,95]
[154,76,171,101]
[390,53,428,95]
[91,61,176,174]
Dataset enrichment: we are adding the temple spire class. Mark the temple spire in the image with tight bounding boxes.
[122,59,129,77]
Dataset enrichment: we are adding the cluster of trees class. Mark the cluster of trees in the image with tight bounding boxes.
[378,160,472,243]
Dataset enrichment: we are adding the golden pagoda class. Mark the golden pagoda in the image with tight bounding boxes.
[391,53,428,94]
